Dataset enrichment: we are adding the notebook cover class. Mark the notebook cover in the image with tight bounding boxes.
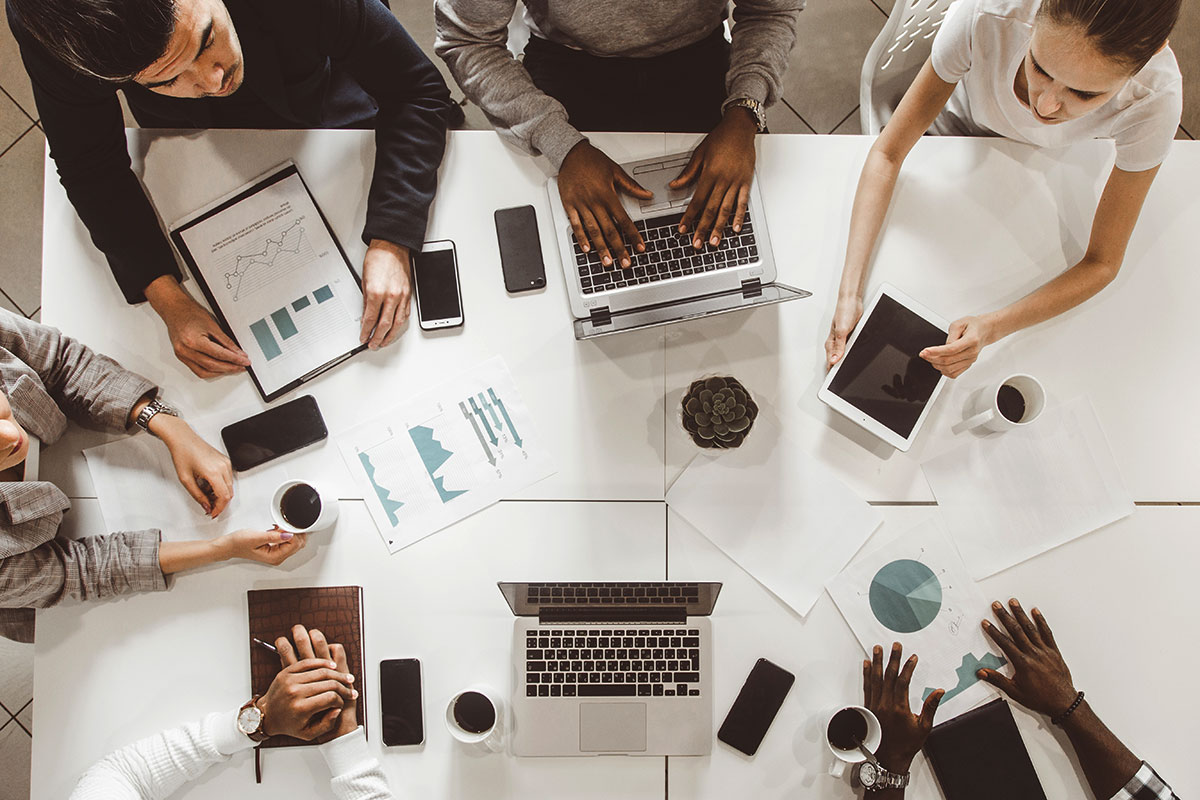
[247,586,366,748]
[923,698,1047,800]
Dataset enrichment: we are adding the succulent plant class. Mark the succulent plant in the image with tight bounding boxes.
[681,376,759,449]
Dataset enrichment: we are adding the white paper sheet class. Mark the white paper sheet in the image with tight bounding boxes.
[827,519,1005,721]
[85,435,287,541]
[666,416,882,617]
[922,395,1133,579]
[337,357,555,553]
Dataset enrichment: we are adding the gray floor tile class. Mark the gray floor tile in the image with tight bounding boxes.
[0,292,22,316]
[0,125,44,315]
[767,100,816,134]
[29,308,39,322]
[832,106,864,135]
[0,638,32,716]
[1174,0,1199,138]
[15,702,30,736]
[0,90,33,157]
[0,5,36,120]
[782,0,887,133]
[0,720,31,800]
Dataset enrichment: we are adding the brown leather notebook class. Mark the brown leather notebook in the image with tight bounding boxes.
[247,585,367,749]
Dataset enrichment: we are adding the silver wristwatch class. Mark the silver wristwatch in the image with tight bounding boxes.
[854,752,910,791]
[134,397,179,433]
[725,97,767,132]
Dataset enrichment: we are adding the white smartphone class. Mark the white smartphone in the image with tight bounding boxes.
[413,240,464,330]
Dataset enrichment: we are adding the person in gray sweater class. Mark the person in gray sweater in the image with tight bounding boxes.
[435,0,802,271]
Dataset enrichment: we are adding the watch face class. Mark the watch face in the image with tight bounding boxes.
[237,705,263,733]
[858,761,879,786]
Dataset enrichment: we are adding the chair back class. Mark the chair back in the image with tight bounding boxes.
[859,0,957,134]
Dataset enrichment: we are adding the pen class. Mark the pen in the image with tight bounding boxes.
[252,637,278,654]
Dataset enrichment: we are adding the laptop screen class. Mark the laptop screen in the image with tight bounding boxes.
[498,582,722,617]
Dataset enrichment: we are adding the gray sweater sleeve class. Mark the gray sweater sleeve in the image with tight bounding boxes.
[727,0,804,108]
[434,0,586,169]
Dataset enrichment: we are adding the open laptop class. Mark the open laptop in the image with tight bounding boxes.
[548,151,810,339]
[499,581,721,756]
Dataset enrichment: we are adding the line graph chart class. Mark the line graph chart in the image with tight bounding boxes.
[223,219,311,301]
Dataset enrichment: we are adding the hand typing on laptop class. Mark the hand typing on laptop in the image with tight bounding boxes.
[558,142,654,269]
[669,106,759,250]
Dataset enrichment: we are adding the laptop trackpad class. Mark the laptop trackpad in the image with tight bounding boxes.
[579,703,647,752]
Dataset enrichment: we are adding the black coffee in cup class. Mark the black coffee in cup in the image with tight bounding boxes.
[827,708,868,751]
[997,384,1027,423]
[280,483,321,529]
[453,691,496,734]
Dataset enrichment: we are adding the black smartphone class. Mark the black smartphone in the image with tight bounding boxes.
[717,658,796,756]
[220,395,327,472]
[495,205,546,293]
[413,240,464,330]
[380,658,424,746]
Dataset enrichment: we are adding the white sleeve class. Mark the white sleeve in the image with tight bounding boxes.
[321,727,394,800]
[69,710,256,800]
[1112,81,1183,172]
[930,0,976,83]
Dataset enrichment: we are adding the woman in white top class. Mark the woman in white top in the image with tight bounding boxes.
[826,0,1183,377]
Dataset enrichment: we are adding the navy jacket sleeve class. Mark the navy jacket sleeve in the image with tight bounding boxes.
[315,0,453,252]
[6,3,182,305]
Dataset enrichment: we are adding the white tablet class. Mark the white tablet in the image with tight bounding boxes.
[818,284,950,452]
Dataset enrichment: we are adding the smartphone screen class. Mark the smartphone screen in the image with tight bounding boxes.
[380,658,424,746]
[717,658,795,756]
[495,205,546,293]
[413,244,463,328]
[220,395,327,472]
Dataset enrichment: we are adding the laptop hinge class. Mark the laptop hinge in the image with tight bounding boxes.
[740,278,763,298]
[538,607,687,624]
[588,306,612,327]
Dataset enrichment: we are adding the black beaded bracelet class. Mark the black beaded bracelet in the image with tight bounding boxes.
[1052,691,1085,726]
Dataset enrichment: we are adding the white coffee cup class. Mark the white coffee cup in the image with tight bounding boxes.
[952,373,1046,435]
[270,480,339,533]
[445,686,505,753]
[824,705,883,778]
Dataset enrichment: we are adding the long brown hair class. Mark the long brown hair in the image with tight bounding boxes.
[1037,0,1181,72]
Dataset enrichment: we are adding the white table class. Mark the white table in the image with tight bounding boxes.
[33,129,1200,799]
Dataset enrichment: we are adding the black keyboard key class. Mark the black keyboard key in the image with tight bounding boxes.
[602,673,613,683]
[528,674,540,684]
[682,637,700,647]
[653,684,664,696]
[665,689,676,696]
[676,684,688,695]
[638,684,652,697]
[579,684,637,697]
[563,685,577,697]
[527,661,546,672]
[554,673,565,684]
[689,689,700,696]
[527,685,537,697]
[674,672,700,683]
[551,685,562,697]
[539,685,549,697]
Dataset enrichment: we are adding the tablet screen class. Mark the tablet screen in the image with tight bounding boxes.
[827,294,946,438]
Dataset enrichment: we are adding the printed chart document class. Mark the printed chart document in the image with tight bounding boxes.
[337,357,555,553]
[922,396,1133,579]
[171,163,366,401]
[85,435,287,542]
[828,520,1006,721]
[667,416,882,617]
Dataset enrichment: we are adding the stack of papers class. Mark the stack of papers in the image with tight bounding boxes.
[922,396,1133,578]
[667,416,882,617]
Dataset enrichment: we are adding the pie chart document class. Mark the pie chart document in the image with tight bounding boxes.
[828,519,1007,721]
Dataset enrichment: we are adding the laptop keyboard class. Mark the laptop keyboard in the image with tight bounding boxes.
[526,582,701,606]
[572,210,759,295]
[525,627,702,699]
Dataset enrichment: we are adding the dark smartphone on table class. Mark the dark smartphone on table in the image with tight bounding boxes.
[413,240,465,330]
[495,205,546,293]
[220,395,327,472]
[380,658,424,746]
[717,658,796,756]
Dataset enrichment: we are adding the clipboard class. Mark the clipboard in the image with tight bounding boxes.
[170,162,368,402]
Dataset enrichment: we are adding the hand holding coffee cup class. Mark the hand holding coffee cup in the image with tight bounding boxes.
[445,686,505,753]
[271,480,339,533]
[952,373,1046,435]
[862,643,943,776]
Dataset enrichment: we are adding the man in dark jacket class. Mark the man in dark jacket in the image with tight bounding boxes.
[8,0,454,376]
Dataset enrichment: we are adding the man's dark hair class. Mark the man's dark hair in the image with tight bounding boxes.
[9,0,177,82]
[1037,0,1181,73]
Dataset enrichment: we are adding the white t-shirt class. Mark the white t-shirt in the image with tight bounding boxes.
[930,0,1183,172]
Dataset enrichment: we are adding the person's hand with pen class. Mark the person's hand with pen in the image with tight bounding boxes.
[252,624,361,741]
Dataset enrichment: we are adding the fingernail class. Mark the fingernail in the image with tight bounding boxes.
[581,243,590,252]
[1010,598,1019,605]
[734,224,741,232]
[621,258,630,268]
[982,620,991,628]
[328,661,337,668]
[992,601,1002,609]
[279,531,293,540]
[352,690,359,699]
[347,674,355,683]
[693,239,701,248]
[603,256,611,265]
[710,236,719,246]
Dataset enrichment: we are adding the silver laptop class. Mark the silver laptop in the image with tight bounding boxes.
[499,581,721,756]
[548,151,810,339]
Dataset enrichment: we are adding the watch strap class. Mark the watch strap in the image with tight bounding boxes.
[135,397,178,433]
[725,97,767,133]
[238,696,269,743]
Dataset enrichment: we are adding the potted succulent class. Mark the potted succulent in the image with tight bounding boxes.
[680,376,759,449]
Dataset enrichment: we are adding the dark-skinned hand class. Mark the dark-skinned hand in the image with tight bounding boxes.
[979,598,1078,717]
[274,624,358,741]
[557,141,652,270]
[864,642,944,771]
[671,106,758,250]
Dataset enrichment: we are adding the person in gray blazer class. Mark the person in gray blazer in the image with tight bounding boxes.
[0,310,305,642]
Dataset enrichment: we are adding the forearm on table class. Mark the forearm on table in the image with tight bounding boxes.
[980,254,1119,342]
[0,532,166,609]
[839,147,903,299]
[1057,699,1142,800]
[158,538,229,575]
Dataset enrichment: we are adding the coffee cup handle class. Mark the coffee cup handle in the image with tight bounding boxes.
[829,759,847,778]
[952,407,995,435]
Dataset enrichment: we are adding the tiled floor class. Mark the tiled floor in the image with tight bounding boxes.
[0,0,1195,796]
